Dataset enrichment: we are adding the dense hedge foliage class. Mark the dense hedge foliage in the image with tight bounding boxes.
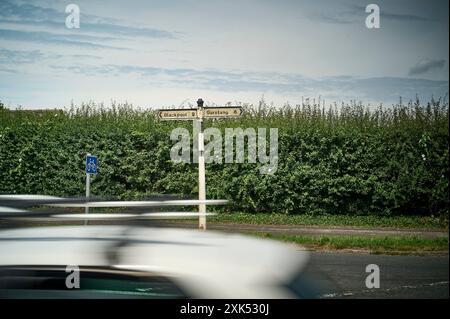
[0,99,448,217]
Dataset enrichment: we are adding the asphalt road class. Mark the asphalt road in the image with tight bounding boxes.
[303,251,449,299]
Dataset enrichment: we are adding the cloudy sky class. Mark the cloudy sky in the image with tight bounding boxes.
[0,0,448,109]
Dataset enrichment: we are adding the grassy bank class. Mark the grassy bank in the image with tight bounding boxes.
[254,233,449,255]
[3,209,446,230]
[207,213,448,230]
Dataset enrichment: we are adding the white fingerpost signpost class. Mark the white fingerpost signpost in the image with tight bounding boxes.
[196,98,207,229]
[157,98,243,230]
[85,154,98,224]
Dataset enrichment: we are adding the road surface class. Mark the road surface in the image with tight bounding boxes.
[304,252,449,298]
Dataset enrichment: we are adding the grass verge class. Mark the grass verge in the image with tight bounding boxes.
[207,213,448,230]
[251,232,449,255]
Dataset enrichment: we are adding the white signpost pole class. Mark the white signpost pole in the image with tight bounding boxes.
[85,153,91,226]
[197,98,206,230]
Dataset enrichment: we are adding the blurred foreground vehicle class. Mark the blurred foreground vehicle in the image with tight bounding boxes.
[0,195,314,298]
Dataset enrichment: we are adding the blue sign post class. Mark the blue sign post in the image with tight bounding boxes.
[85,154,98,224]
[86,155,98,174]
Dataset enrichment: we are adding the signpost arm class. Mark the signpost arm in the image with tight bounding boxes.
[197,99,206,230]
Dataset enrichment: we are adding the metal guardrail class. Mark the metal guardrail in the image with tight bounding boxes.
[0,195,228,221]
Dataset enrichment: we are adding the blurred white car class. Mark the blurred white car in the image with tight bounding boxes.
[0,225,315,298]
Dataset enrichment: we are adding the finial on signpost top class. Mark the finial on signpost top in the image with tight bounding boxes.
[197,98,204,107]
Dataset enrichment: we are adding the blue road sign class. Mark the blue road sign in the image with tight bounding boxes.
[86,155,98,174]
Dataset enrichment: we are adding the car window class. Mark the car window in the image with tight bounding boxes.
[0,266,188,299]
